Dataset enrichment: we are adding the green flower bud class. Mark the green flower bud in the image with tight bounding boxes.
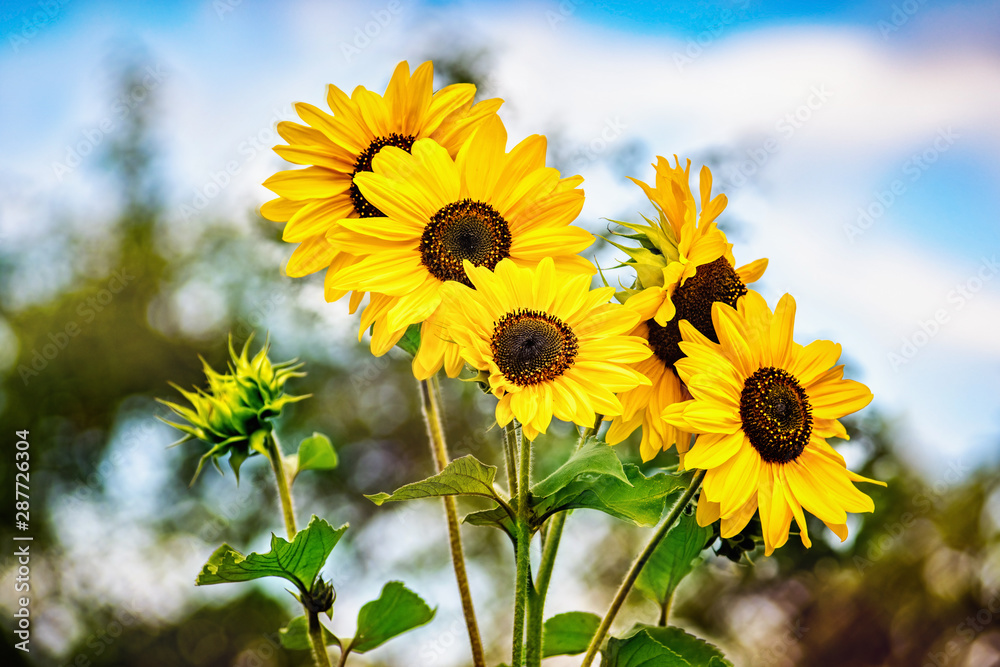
[158,334,308,484]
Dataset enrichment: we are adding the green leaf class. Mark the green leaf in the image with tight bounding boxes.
[395,323,422,357]
[350,581,436,653]
[366,455,505,506]
[462,505,515,537]
[279,615,340,651]
[635,510,713,607]
[542,611,601,657]
[644,627,732,666]
[293,432,338,480]
[601,628,689,666]
[536,464,684,527]
[531,437,630,498]
[601,626,732,667]
[195,515,347,593]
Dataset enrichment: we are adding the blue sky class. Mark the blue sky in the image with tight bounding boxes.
[2,0,999,478]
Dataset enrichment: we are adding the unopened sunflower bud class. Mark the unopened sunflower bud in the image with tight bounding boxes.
[158,334,309,484]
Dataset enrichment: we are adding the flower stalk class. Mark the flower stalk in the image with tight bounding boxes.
[264,431,297,538]
[418,378,486,667]
[263,431,333,667]
[510,420,531,667]
[579,468,706,667]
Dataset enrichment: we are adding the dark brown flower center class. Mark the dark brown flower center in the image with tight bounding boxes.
[491,310,578,386]
[739,367,813,464]
[349,133,416,218]
[420,199,512,287]
[646,257,748,367]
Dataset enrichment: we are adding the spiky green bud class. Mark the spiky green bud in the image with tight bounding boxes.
[158,334,309,484]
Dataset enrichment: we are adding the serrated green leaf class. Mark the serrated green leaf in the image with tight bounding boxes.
[536,464,684,526]
[395,323,422,357]
[644,626,732,666]
[602,626,732,667]
[294,432,338,479]
[635,510,713,607]
[366,455,504,506]
[531,437,630,499]
[601,628,690,666]
[542,611,601,657]
[279,615,340,651]
[195,515,347,593]
[350,581,436,653]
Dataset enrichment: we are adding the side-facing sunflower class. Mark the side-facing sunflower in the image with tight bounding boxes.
[260,60,502,307]
[326,116,596,376]
[605,156,768,462]
[662,291,885,555]
[436,257,651,441]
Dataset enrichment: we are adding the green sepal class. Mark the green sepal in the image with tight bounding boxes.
[395,323,422,357]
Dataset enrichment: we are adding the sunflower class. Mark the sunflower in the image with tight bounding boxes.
[605,157,767,461]
[661,291,885,555]
[260,60,502,307]
[326,116,596,376]
[436,257,651,441]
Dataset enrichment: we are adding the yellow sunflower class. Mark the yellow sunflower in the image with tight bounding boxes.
[260,60,502,307]
[606,157,767,461]
[326,116,596,377]
[662,291,885,555]
[437,257,651,441]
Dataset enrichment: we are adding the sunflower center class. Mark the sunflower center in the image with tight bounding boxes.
[490,310,578,386]
[349,133,417,218]
[739,367,813,464]
[420,199,512,287]
[645,257,748,368]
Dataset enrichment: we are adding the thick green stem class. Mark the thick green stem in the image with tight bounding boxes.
[267,432,331,666]
[307,612,333,667]
[504,421,519,499]
[524,419,601,666]
[511,421,531,667]
[264,431,297,540]
[418,379,486,667]
[579,470,706,667]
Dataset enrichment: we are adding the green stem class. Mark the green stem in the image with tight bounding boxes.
[658,594,671,627]
[579,469,706,667]
[264,431,297,539]
[307,612,333,667]
[266,432,331,667]
[511,421,531,667]
[504,421,519,500]
[418,379,486,667]
[524,418,602,666]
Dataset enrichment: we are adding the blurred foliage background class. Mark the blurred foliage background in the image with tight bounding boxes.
[2,50,999,667]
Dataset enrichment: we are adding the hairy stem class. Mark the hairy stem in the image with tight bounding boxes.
[267,432,331,666]
[510,421,532,667]
[264,431,297,540]
[580,470,706,667]
[418,378,486,667]
[524,417,602,666]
